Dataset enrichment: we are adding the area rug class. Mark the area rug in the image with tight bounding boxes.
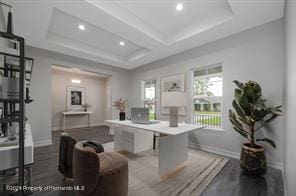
[103,142,228,196]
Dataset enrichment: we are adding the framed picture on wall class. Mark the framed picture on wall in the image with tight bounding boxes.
[67,86,86,110]
[160,73,186,115]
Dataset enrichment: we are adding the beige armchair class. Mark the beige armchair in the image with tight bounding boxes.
[73,141,128,196]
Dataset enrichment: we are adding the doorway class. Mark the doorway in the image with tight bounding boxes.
[51,65,111,131]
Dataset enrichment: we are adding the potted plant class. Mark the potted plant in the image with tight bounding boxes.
[229,80,283,175]
[113,98,128,121]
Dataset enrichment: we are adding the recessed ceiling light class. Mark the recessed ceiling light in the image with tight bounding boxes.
[119,41,125,46]
[176,3,183,11]
[71,79,81,84]
[78,24,85,30]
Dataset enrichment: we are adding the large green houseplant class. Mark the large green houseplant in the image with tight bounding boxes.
[229,80,283,175]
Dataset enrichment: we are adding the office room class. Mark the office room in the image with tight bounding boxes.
[0,0,295,196]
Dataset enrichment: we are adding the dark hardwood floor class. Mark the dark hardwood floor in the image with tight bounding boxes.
[201,159,284,196]
[31,126,284,196]
[31,126,113,196]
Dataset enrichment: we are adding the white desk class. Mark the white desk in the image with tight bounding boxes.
[61,111,94,131]
[105,120,204,180]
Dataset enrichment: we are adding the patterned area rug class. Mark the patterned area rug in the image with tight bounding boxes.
[103,142,228,196]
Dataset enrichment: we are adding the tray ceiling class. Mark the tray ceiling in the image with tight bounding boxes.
[47,8,149,63]
[3,0,284,69]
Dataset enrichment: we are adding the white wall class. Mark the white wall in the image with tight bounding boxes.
[51,68,108,130]
[283,1,296,196]
[130,20,284,168]
[26,46,130,147]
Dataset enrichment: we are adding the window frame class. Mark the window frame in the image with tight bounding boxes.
[190,63,224,131]
[142,79,157,120]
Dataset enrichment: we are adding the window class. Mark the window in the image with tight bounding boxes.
[192,64,222,128]
[142,80,156,120]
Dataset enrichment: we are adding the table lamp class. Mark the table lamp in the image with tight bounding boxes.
[161,92,187,127]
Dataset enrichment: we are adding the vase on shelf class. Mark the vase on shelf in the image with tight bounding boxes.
[7,122,18,141]
[82,104,90,113]
[113,98,128,121]
[119,111,126,121]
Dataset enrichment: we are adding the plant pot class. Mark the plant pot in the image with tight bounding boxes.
[240,143,267,175]
[119,112,126,121]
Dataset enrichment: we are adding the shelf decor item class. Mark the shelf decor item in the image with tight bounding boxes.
[1,77,20,99]
[7,122,18,141]
[82,103,91,112]
[229,80,283,175]
[113,98,128,121]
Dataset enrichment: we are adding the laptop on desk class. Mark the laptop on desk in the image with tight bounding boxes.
[131,108,159,125]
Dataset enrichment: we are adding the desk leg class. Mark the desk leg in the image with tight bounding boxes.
[159,133,188,181]
[62,114,65,131]
[109,124,114,135]
[88,114,90,128]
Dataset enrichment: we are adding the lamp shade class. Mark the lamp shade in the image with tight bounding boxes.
[162,92,187,107]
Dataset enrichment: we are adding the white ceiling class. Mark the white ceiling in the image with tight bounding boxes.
[47,8,149,62]
[113,0,234,43]
[3,0,284,69]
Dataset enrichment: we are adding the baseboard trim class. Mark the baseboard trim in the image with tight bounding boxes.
[52,123,106,131]
[189,143,240,159]
[267,160,283,171]
[189,143,283,170]
[52,127,59,131]
[34,140,52,147]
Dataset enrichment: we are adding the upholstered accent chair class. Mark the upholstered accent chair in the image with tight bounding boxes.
[73,141,129,196]
[58,133,106,180]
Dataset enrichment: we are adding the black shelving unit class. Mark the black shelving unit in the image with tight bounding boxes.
[0,2,34,196]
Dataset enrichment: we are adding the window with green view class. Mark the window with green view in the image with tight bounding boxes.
[143,80,156,120]
[193,64,223,128]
